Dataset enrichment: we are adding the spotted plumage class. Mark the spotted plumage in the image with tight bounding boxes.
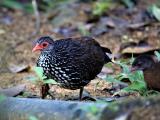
[33,36,112,100]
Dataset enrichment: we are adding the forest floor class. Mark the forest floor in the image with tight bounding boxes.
[0,0,160,101]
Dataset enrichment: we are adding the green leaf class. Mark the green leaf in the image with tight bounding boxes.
[106,75,123,83]
[28,115,39,120]
[120,0,135,8]
[115,73,127,81]
[127,70,144,82]
[89,105,99,114]
[92,1,112,16]
[0,94,6,103]
[122,71,147,94]
[122,80,147,94]
[151,5,160,21]
[24,3,34,13]
[106,74,128,88]
[25,76,38,81]
[32,66,59,85]
[1,0,24,10]
[80,105,99,115]
[154,51,160,61]
[104,59,148,95]
[33,67,44,79]
[43,79,58,85]
[78,23,90,36]
[114,61,130,74]
[0,0,33,13]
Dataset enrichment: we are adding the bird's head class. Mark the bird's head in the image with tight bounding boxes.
[32,36,54,52]
[131,55,155,72]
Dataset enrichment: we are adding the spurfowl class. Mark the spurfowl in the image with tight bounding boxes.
[32,36,112,100]
[131,54,160,91]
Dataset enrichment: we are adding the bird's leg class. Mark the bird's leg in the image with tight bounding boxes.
[41,75,54,99]
[41,83,49,99]
[41,84,54,99]
[79,87,84,101]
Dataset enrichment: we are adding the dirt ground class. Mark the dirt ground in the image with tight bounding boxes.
[0,0,160,100]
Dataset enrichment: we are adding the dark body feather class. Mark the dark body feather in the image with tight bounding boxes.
[37,36,111,90]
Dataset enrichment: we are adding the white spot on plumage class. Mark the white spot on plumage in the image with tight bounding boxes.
[62,74,69,78]
[55,71,58,74]
[59,70,65,73]
[65,69,70,71]
[51,71,54,74]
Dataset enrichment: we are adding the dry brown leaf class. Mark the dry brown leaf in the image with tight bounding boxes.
[121,46,159,54]
[8,64,30,73]
[0,84,26,97]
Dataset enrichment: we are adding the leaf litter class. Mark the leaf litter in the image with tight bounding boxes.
[0,0,160,101]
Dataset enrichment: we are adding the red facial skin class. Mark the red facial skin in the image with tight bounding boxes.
[32,42,49,52]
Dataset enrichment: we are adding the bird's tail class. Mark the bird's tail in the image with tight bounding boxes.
[101,47,112,54]
[101,47,113,63]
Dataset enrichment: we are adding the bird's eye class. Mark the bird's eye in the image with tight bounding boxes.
[42,42,48,47]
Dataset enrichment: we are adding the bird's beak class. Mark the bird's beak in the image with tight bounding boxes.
[32,44,42,52]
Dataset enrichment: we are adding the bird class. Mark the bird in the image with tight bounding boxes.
[32,36,112,100]
[131,54,160,91]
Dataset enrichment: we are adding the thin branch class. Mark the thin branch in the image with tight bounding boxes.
[32,0,40,35]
